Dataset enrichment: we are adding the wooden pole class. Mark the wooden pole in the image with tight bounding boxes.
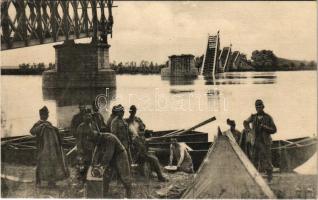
[148,116,216,141]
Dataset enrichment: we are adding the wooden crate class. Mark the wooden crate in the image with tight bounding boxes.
[84,166,104,198]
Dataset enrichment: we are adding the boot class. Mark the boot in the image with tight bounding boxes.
[125,187,132,198]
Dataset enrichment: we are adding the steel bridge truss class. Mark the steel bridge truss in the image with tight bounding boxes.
[1,0,114,50]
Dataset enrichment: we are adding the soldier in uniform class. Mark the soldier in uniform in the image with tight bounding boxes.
[227,119,242,144]
[110,105,132,163]
[126,105,168,182]
[92,132,132,198]
[30,106,69,187]
[92,102,107,132]
[105,105,118,132]
[71,103,86,138]
[76,111,100,183]
[243,99,277,182]
[126,105,145,138]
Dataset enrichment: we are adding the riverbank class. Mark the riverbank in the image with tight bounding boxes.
[1,163,192,198]
[1,163,316,198]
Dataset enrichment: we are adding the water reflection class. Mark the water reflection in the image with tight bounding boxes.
[43,88,116,128]
[216,73,248,79]
[203,72,277,85]
[161,76,196,85]
[253,80,276,84]
[203,75,243,85]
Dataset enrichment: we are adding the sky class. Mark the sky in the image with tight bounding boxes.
[1,1,317,66]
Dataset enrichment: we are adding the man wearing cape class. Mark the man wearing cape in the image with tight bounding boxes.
[30,106,69,187]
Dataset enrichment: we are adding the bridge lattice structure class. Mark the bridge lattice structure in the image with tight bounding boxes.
[1,0,114,50]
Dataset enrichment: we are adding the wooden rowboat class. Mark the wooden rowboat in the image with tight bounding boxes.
[149,135,317,172]
[1,129,209,166]
[1,129,317,172]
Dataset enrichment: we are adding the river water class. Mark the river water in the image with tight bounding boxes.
[1,71,317,174]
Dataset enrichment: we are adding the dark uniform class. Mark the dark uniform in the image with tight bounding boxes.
[132,135,167,181]
[92,112,107,132]
[105,114,116,132]
[93,133,132,198]
[231,129,242,144]
[71,112,85,138]
[76,121,99,182]
[244,110,276,178]
[111,116,132,163]
[30,106,69,186]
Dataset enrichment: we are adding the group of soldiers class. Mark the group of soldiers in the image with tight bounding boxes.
[227,99,277,182]
[29,98,275,198]
[72,103,174,197]
[31,102,194,198]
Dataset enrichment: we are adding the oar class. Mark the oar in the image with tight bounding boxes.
[163,129,185,137]
[170,116,217,137]
[1,135,34,146]
[148,116,216,140]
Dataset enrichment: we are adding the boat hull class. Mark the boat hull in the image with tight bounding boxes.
[1,131,316,172]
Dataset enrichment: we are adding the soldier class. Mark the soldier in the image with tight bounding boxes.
[169,139,194,173]
[105,105,118,132]
[92,102,107,132]
[30,106,69,187]
[243,99,277,182]
[71,103,86,138]
[76,111,100,183]
[111,105,132,163]
[126,105,145,138]
[92,132,132,198]
[227,119,242,144]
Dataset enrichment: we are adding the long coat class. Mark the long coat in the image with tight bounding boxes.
[30,120,69,182]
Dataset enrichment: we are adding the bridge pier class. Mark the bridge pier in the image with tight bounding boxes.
[42,40,116,89]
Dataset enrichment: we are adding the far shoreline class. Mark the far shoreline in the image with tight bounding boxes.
[1,68,317,76]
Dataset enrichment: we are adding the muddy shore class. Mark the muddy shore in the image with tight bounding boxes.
[1,163,317,198]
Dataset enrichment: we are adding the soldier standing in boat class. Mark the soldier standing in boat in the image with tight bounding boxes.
[111,105,132,164]
[30,106,69,187]
[243,99,277,182]
[71,103,86,138]
[169,138,194,173]
[92,132,132,198]
[76,111,100,184]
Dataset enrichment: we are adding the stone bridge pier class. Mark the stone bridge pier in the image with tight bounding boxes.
[42,40,116,89]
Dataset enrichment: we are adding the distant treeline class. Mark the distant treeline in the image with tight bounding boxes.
[2,63,55,75]
[110,61,166,74]
[111,57,204,74]
[250,50,317,71]
[2,51,316,75]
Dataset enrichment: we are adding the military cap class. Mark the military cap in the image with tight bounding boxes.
[255,99,264,107]
[113,104,124,112]
[39,106,49,115]
[129,105,137,112]
[227,118,236,126]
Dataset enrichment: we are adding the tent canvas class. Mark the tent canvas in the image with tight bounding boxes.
[182,130,276,199]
